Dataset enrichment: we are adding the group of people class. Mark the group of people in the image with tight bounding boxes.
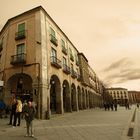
[103,102,118,111]
[8,98,36,137]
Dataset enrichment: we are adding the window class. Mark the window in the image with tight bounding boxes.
[51,47,57,63]
[75,54,79,66]
[51,47,57,57]
[61,39,67,55]
[17,23,25,37]
[50,27,58,46]
[61,39,65,48]
[16,43,25,60]
[50,27,55,37]
[71,63,74,70]
[15,23,26,40]
[17,43,25,55]
[18,23,25,32]
[69,48,74,61]
[63,57,67,65]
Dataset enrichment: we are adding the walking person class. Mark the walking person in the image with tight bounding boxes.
[8,98,17,125]
[24,101,36,137]
[114,102,117,111]
[15,99,22,126]
[137,103,139,108]
[21,100,27,119]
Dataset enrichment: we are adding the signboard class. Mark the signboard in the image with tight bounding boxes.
[0,80,4,86]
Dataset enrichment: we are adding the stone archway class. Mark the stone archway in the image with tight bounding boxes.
[71,83,77,111]
[82,88,86,109]
[77,86,82,110]
[62,80,71,112]
[7,73,33,102]
[50,75,62,114]
[86,90,89,108]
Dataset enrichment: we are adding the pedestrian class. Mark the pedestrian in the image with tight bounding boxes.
[15,99,22,126]
[21,100,28,119]
[110,102,114,111]
[137,103,139,108]
[8,98,17,125]
[0,99,6,118]
[24,101,36,137]
[114,103,117,111]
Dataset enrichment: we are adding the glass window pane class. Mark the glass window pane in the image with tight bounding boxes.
[17,44,25,54]
[18,23,25,32]
[50,27,55,36]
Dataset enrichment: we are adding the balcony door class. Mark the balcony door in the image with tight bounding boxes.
[16,43,25,61]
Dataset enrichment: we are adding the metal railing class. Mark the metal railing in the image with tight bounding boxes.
[10,53,26,65]
[50,56,61,68]
[15,30,26,40]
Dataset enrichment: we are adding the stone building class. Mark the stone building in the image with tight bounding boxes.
[0,6,104,119]
[105,88,129,106]
[128,91,140,104]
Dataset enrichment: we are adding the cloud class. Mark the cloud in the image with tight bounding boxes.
[102,58,140,87]
[103,57,132,72]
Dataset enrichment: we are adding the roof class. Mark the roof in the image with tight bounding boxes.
[106,87,127,90]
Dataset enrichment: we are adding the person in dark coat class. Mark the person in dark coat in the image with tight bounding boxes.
[24,101,36,137]
[8,99,17,125]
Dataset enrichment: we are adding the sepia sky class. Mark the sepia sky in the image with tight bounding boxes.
[1,0,140,90]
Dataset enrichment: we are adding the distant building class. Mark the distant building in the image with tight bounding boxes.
[105,88,129,105]
[0,6,104,119]
[128,91,140,104]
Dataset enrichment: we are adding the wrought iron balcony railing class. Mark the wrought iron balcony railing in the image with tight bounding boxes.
[62,46,67,55]
[50,34,58,46]
[77,74,81,81]
[63,64,70,74]
[70,54,74,61]
[51,56,61,68]
[15,30,26,40]
[10,53,26,65]
[71,69,77,79]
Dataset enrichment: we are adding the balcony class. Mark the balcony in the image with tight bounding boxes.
[10,53,26,65]
[15,30,26,40]
[77,74,81,81]
[50,34,58,46]
[71,69,77,79]
[70,54,74,61]
[63,64,70,74]
[62,46,67,55]
[51,56,61,69]
[76,60,79,66]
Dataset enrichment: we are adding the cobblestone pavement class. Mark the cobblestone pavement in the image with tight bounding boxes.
[0,105,140,140]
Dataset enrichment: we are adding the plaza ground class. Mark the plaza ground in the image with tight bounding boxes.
[0,105,140,140]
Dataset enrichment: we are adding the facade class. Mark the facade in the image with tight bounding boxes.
[128,91,140,104]
[0,6,104,119]
[106,88,129,106]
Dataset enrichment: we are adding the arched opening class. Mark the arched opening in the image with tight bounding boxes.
[50,75,61,114]
[86,90,89,108]
[77,86,82,110]
[82,88,86,109]
[7,73,33,102]
[62,80,71,112]
[71,83,77,111]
